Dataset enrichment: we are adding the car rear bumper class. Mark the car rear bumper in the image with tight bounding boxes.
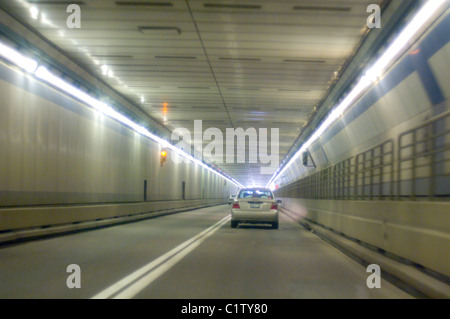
[231,210,278,224]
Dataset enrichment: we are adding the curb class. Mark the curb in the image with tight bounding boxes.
[280,207,450,299]
[0,202,226,246]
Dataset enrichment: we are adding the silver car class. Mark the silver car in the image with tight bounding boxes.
[228,194,237,205]
[231,188,280,229]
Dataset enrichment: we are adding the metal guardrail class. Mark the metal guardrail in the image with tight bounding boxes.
[397,110,450,200]
[355,140,394,200]
[276,110,450,201]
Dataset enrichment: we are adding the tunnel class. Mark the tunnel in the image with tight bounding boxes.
[0,0,448,301]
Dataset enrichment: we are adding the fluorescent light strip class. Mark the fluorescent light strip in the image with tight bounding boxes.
[0,42,38,73]
[266,0,447,190]
[35,67,110,113]
[266,75,372,189]
[366,0,447,80]
[0,42,244,189]
[38,68,244,188]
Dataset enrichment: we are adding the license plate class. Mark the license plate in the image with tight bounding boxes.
[250,203,260,208]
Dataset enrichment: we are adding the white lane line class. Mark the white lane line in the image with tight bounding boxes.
[91,215,230,299]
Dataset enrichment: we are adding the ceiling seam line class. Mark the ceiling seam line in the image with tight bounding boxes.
[186,0,258,186]
[184,0,234,129]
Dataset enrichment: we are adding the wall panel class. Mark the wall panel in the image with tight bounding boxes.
[0,61,238,207]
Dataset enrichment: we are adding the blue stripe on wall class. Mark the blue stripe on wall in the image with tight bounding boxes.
[0,61,153,145]
[310,12,450,153]
[412,51,445,105]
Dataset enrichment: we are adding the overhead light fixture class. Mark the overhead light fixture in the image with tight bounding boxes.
[155,55,196,60]
[29,6,39,20]
[266,0,447,190]
[27,1,85,4]
[115,1,173,7]
[92,55,133,59]
[177,86,210,90]
[219,57,261,62]
[138,26,181,35]
[203,3,261,9]
[283,59,326,64]
[292,6,351,12]
[101,64,109,75]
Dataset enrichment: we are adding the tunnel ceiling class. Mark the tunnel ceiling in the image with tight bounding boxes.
[1,0,381,187]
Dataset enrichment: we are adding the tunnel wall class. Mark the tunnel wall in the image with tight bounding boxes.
[275,11,450,277]
[279,199,449,277]
[0,58,239,231]
[276,11,450,188]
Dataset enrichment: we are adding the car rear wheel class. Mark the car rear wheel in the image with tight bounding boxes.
[272,222,278,229]
[231,220,238,228]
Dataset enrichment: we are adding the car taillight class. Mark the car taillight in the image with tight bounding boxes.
[271,204,277,210]
[232,203,240,209]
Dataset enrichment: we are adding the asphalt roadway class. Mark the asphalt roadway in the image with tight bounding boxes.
[0,204,413,299]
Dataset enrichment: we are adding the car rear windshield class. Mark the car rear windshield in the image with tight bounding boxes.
[238,189,273,199]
